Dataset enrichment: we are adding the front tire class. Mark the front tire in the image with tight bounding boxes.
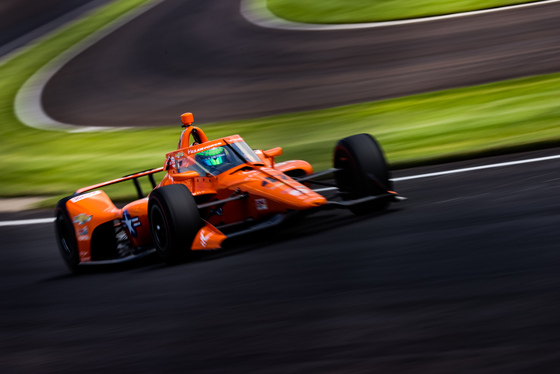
[334,134,393,215]
[148,184,202,264]
[54,200,80,272]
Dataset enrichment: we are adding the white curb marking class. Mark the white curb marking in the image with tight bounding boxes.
[14,0,164,133]
[241,0,560,31]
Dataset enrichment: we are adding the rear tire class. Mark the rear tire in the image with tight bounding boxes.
[54,199,80,272]
[333,134,392,215]
[148,184,202,264]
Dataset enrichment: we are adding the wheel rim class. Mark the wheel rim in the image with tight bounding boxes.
[151,204,168,250]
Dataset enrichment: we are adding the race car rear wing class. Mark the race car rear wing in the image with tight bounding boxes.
[74,167,164,198]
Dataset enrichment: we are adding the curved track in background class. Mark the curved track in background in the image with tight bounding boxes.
[0,0,107,55]
[2,149,560,372]
[40,0,560,126]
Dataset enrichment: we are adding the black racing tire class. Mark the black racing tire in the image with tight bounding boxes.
[148,184,202,265]
[54,199,80,272]
[333,134,393,215]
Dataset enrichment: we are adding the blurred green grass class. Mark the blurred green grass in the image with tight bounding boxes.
[1,0,560,207]
[265,0,541,23]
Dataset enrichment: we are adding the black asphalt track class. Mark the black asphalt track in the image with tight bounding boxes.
[0,0,110,56]
[2,149,560,372]
[42,0,560,126]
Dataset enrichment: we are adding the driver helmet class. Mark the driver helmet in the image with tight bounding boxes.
[196,146,227,168]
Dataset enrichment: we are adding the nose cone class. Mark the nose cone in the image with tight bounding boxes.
[238,171,327,210]
[283,187,327,209]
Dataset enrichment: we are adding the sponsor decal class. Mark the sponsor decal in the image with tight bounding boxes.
[187,141,223,155]
[77,227,88,236]
[227,135,243,143]
[73,213,92,225]
[70,191,102,203]
[289,190,302,196]
[200,231,212,248]
[121,210,141,238]
[255,198,268,210]
[78,235,90,241]
[175,151,184,158]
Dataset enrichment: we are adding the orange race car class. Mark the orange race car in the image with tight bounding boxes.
[54,113,405,271]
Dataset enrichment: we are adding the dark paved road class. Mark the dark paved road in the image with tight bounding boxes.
[0,0,110,57]
[42,0,560,126]
[2,149,560,373]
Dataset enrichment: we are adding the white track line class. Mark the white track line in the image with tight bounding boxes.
[241,0,560,31]
[391,154,560,181]
[0,218,54,227]
[14,0,164,133]
[3,152,560,227]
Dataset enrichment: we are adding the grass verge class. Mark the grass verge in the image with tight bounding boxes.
[265,0,543,23]
[1,0,560,207]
